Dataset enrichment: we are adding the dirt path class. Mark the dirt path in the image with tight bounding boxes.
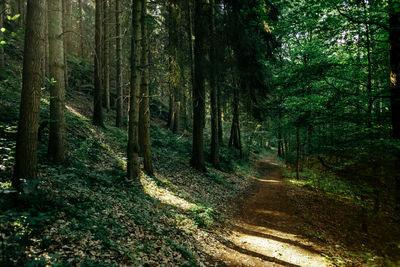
[214,156,330,266]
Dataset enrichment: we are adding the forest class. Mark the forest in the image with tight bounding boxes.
[0,0,400,266]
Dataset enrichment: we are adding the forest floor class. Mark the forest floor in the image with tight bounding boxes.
[210,155,329,266]
[206,155,400,266]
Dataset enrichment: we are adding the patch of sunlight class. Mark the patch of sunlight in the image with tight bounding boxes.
[248,174,281,183]
[140,174,195,211]
[287,178,308,186]
[97,137,126,169]
[254,209,288,217]
[0,181,11,188]
[66,104,127,169]
[66,105,90,121]
[232,230,328,267]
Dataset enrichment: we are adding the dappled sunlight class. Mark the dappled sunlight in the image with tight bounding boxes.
[66,105,90,121]
[209,156,330,266]
[140,174,195,211]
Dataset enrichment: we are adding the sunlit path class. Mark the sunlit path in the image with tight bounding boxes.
[214,156,329,266]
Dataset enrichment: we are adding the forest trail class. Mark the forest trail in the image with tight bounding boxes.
[215,155,329,266]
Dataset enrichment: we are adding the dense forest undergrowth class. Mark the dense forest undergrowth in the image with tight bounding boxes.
[0,54,258,265]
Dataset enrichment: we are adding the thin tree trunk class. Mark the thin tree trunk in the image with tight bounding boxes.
[209,0,219,167]
[13,0,46,192]
[115,0,123,127]
[103,0,110,111]
[127,0,142,180]
[93,0,104,126]
[187,0,194,129]
[139,0,153,175]
[217,82,223,145]
[78,0,84,58]
[48,0,66,163]
[296,127,300,180]
[229,85,242,157]
[389,0,400,138]
[0,0,5,79]
[62,0,69,90]
[191,0,207,171]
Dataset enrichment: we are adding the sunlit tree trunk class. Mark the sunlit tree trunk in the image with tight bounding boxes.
[127,0,142,179]
[139,0,153,175]
[93,0,104,126]
[47,0,66,163]
[13,0,46,192]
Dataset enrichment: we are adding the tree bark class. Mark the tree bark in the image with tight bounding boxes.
[0,0,5,79]
[13,0,46,192]
[47,0,66,163]
[127,0,142,180]
[93,0,104,126]
[209,0,219,167]
[389,0,400,138]
[103,0,110,111]
[78,0,85,58]
[191,0,207,171]
[62,0,70,90]
[229,85,242,157]
[139,0,153,175]
[296,127,300,180]
[115,0,123,127]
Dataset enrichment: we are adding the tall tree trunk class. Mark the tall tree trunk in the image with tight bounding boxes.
[229,85,242,157]
[13,0,46,192]
[127,0,142,179]
[115,0,123,127]
[0,0,5,80]
[93,0,104,126]
[78,0,84,58]
[47,0,66,163]
[103,0,110,111]
[389,0,400,138]
[187,0,194,129]
[217,82,223,145]
[191,0,207,171]
[62,0,70,91]
[296,127,300,180]
[139,0,153,175]
[209,0,219,167]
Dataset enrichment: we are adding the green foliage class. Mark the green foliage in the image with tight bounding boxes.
[67,56,94,91]
[189,205,215,228]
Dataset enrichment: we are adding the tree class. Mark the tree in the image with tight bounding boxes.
[389,0,400,138]
[139,0,153,175]
[93,0,104,126]
[0,0,5,79]
[209,0,219,167]
[115,0,123,127]
[13,0,46,192]
[48,0,66,163]
[191,0,208,171]
[127,0,142,180]
[103,0,110,112]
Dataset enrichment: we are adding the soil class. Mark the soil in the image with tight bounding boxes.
[210,155,329,266]
[205,155,400,266]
